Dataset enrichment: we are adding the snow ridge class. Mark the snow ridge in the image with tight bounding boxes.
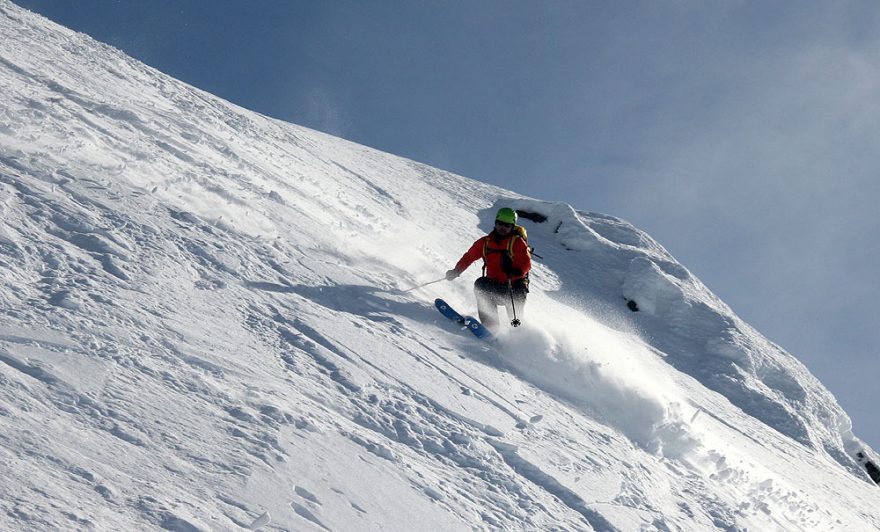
[1,2,879,530]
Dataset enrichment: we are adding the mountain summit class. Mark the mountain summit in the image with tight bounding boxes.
[1,2,878,530]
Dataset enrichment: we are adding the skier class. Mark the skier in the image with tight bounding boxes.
[445,208,531,330]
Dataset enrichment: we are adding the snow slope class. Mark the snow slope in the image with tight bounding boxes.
[1,2,878,530]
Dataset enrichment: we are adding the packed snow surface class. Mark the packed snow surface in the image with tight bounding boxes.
[1,2,878,530]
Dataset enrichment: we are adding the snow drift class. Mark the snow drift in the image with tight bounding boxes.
[1,1,878,530]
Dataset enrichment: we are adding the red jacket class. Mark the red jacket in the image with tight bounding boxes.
[454,230,531,282]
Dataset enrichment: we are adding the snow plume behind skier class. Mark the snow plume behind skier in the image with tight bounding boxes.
[496,299,699,458]
[446,207,532,331]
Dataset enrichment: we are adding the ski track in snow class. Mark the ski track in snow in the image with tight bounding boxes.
[1,2,879,530]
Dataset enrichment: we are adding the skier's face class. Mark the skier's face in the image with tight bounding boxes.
[495,221,513,235]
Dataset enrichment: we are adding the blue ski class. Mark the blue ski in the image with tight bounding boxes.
[434,298,494,341]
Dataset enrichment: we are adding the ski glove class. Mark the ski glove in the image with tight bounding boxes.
[445,269,460,281]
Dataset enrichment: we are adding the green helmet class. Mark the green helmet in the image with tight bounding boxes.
[495,207,517,225]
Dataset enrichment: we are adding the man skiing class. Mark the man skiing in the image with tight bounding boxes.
[445,208,531,330]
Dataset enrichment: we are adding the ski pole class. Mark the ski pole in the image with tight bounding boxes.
[507,280,521,327]
[402,277,446,293]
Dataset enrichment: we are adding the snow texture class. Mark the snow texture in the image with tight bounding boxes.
[1,1,878,530]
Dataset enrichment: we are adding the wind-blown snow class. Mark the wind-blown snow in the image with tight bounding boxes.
[1,1,878,530]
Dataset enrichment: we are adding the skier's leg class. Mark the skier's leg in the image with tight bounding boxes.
[474,277,500,330]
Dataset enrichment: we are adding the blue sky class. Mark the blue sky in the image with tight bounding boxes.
[16,1,880,451]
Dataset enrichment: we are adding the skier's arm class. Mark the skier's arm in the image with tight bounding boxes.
[510,237,531,277]
[452,238,485,274]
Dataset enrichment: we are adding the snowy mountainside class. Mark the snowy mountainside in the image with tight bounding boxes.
[1,2,879,530]
[505,201,864,467]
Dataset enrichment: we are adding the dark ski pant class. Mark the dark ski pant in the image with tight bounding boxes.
[474,277,528,330]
